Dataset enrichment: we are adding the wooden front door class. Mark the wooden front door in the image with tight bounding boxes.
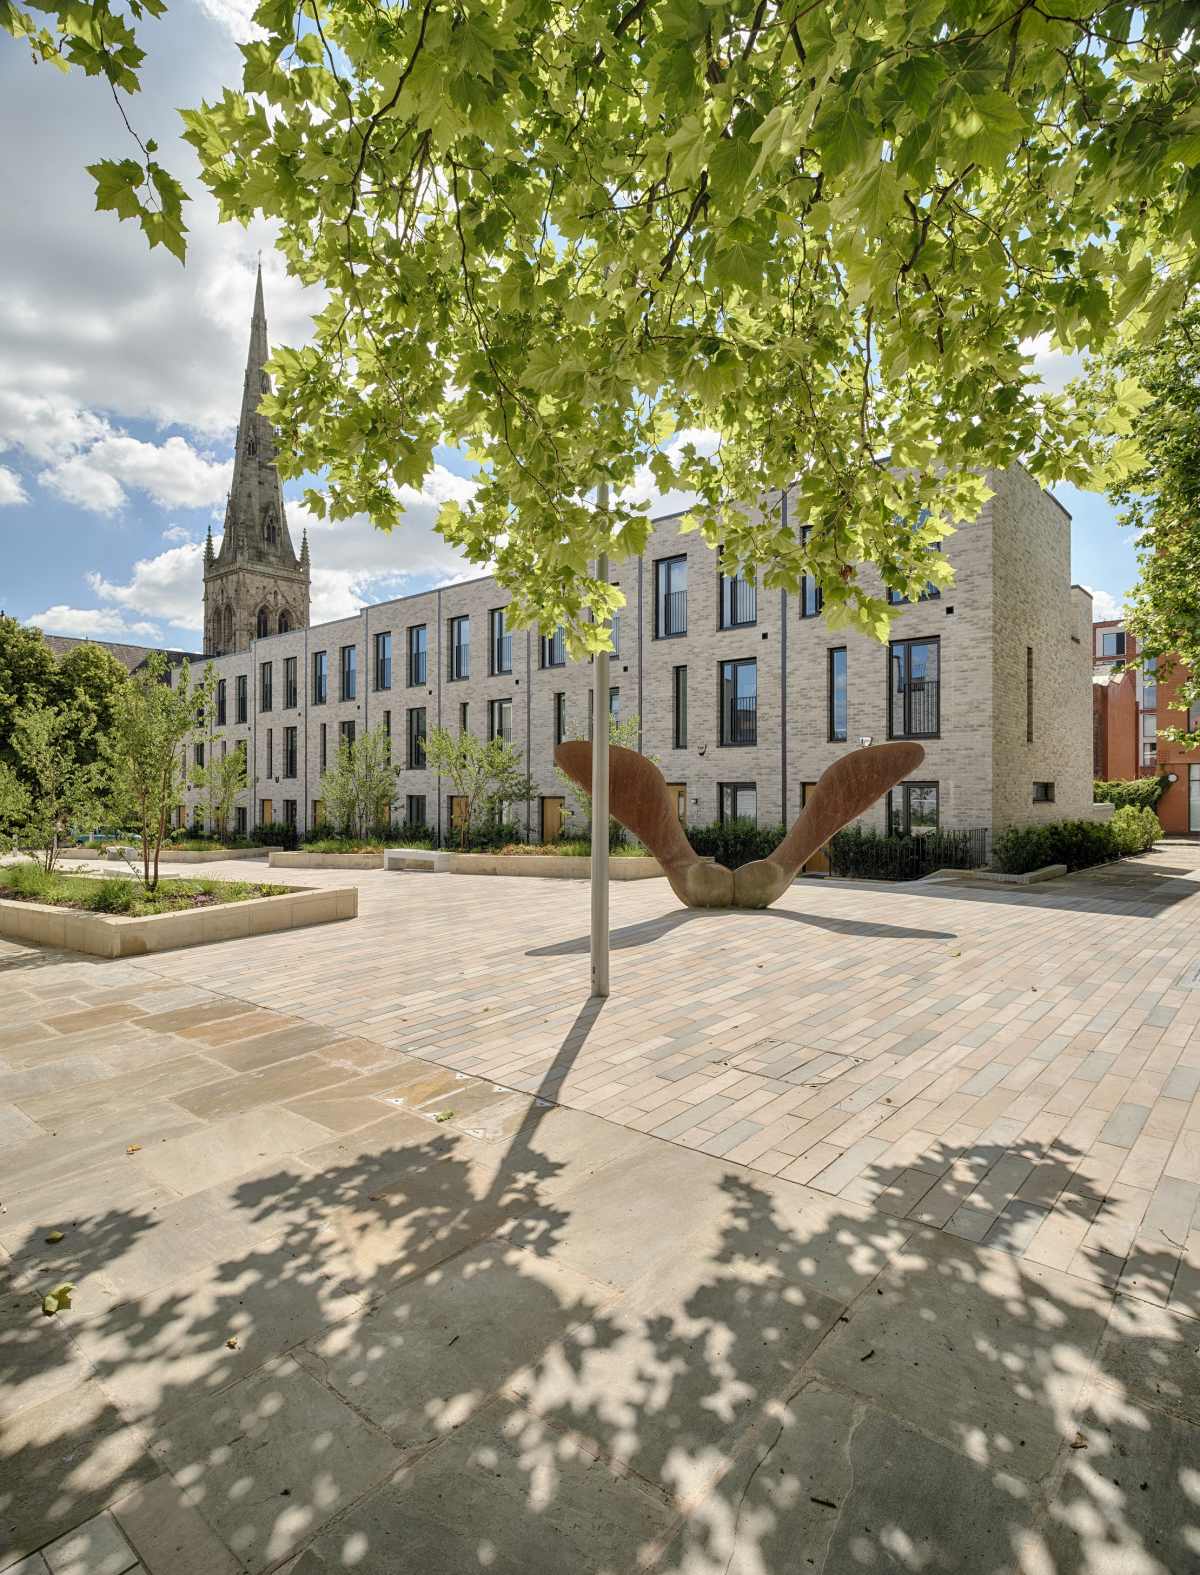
[541,796,565,843]
[666,783,687,824]
[260,798,273,827]
[448,796,469,840]
[800,782,830,874]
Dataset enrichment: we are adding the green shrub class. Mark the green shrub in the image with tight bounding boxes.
[87,877,138,913]
[827,826,988,880]
[2,860,53,899]
[991,825,1055,874]
[1093,776,1168,810]
[1109,804,1162,854]
[253,821,299,850]
[991,816,1153,874]
[687,818,785,869]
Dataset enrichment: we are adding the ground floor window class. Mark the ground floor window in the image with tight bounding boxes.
[235,806,247,837]
[666,782,687,824]
[1190,764,1199,834]
[406,794,426,828]
[720,782,757,824]
[283,799,297,829]
[888,781,939,835]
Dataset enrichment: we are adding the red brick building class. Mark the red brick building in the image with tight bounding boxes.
[1153,661,1200,834]
[1092,666,1139,779]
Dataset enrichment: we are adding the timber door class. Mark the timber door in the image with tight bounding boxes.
[541,796,565,843]
[800,782,830,874]
[448,796,469,843]
[666,783,687,824]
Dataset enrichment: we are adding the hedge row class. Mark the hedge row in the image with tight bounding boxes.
[1093,775,1169,810]
[687,818,786,869]
[826,825,988,881]
[992,807,1161,874]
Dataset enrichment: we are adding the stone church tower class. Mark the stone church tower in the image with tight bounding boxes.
[203,266,310,655]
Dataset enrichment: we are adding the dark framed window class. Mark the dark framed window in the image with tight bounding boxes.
[319,723,327,773]
[488,697,512,742]
[719,658,757,746]
[655,555,688,638]
[720,782,757,824]
[312,650,327,704]
[449,615,470,680]
[283,726,297,778]
[1098,629,1126,659]
[215,678,227,726]
[1026,646,1034,743]
[799,527,823,618]
[340,644,357,701]
[194,741,204,769]
[235,674,248,723]
[234,805,247,837]
[283,798,297,829]
[553,692,567,746]
[406,793,426,827]
[489,608,511,675]
[265,727,273,778]
[1033,781,1055,803]
[339,719,356,750]
[889,637,940,739]
[459,700,470,734]
[259,660,273,712]
[542,627,566,668]
[407,624,427,687]
[886,510,940,605]
[888,781,939,835]
[374,631,392,691]
[255,607,269,639]
[828,647,847,742]
[719,551,756,628]
[406,707,427,768]
[673,665,687,749]
[608,686,619,720]
[283,655,297,709]
[383,709,391,739]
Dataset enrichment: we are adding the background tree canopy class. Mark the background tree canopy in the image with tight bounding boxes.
[6,1,1199,643]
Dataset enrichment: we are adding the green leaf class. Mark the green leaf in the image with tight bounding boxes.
[41,1282,75,1317]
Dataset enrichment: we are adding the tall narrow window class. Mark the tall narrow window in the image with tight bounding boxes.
[489,608,511,675]
[828,648,848,742]
[720,658,757,745]
[720,783,757,823]
[266,727,273,778]
[383,709,391,739]
[407,707,427,768]
[235,674,248,723]
[216,678,227,725]
[374,631,392,690]
[449,615,470,680]
[312,650,328,704]
[284,655,297,709]
[1026,646,1034,743]
[889,637,940,739]
[259,660,273,712]
[407,624,427,686]
[673,665,688,749]
[799,527,823,618]
[654,556,688,638]
[319,722,327,773]
[283,726,297,778]
[459,701,469,734]
[553,692,567,746]
[541,627,566,667]
[488,697,512,742]
[611,604,621,657]
[339,719,356,749]
[194,741,205,770]
[608,686,620,720]
[888,782,939,834]
[340,644,357,701]
[719,551,757,628]
[406,794,426,827]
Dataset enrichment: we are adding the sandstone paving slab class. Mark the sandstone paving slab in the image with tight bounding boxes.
[110,1476,240,1575]
[170,1057,353,1123]
[807,1225,1113,1479]
[0,1382,157,1568]
[203,1026,345,1076]
[0,1106,44,1149]
[149,1357,400,1575]
[0,1269,92,1424]
[134,1108,331,1198]
[0,1160,179,1245]
[295,1239,618,1454]
[654,1381,1036,1575]
[299,1394,674,1575]
[42,1511,137,1575]
[12,1058,227,1130]
[0,1104,204,1205]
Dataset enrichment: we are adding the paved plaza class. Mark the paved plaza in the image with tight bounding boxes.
[2,846,1200,1572]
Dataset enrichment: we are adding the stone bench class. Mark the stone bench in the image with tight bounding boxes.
[384,847,451,873]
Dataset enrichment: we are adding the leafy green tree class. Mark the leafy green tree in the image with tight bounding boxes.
[422,727,532,850]
[316,724,397,838]
[0,704,107,871]
[190,742,248,842]
[1085,298,1200,750]
[0,615,56,769]
[105,653,212,890]
[53,642,129,780]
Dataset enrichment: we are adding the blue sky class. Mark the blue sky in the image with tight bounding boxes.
[0,0,1134,648]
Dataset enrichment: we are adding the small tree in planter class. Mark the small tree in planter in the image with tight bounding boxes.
[190,741,247,844]
[555,712,650,846]
[105,654,214,891]
[316,724,397,840]
[0,704,105,871]
[423,727,532,851]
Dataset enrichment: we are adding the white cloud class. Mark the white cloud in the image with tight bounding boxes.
[41,454,127,513]
[1083,585,1124,621]
[194,0,263,43]
[25,605,163,641]
[87,542,207,630]
[0,465,27,505]
[1022,334,1084,395]
[40,432,232,514]
[0,390,109,464]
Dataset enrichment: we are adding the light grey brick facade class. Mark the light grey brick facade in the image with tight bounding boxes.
[176,463,1094,847]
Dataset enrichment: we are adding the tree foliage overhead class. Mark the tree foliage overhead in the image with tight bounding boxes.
[1086,297,1200,750]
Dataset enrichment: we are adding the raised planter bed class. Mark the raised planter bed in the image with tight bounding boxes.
[445,851,664,881]
[0,884,357,957]
[925,863,1068,886]
[269,850,385,870]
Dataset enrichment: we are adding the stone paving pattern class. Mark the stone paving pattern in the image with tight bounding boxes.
[2,846,1200,1572]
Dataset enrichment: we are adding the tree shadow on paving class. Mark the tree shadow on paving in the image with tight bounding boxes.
[2,1108,1198,1572]
[527,906,954,958]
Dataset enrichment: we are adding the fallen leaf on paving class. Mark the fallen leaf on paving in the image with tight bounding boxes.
[44,1231,64,1244]
[126,1144,142,1155]
[41,1282,75,1317]
[434,1110,454,1122]
[1070,1432,1088,1449]
[226,1336,239,1350]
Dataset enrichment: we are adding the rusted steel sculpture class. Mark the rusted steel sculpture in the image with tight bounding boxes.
[554,740,925,909]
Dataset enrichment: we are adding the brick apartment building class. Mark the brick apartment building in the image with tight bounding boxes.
[173,278,1098,848]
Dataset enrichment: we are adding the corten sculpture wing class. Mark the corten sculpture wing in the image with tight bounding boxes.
[553,740,925,909]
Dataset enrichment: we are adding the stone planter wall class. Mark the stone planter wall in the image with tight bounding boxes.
[0,885,357,958]
[445,852,664,881]
[269,850,385,870]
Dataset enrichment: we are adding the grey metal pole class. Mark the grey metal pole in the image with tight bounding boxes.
[591,482,611,998]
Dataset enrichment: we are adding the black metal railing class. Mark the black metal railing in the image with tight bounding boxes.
[660,589,687,637]
[409,650,427,686]
[722,578,757,627]
[896,678,940,738]
[828,826,989,881]
[723,695,758,745]
[492,633,512,674]
[450,642,470,681]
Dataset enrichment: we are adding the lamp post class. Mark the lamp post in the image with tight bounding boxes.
[590,481,611,998]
